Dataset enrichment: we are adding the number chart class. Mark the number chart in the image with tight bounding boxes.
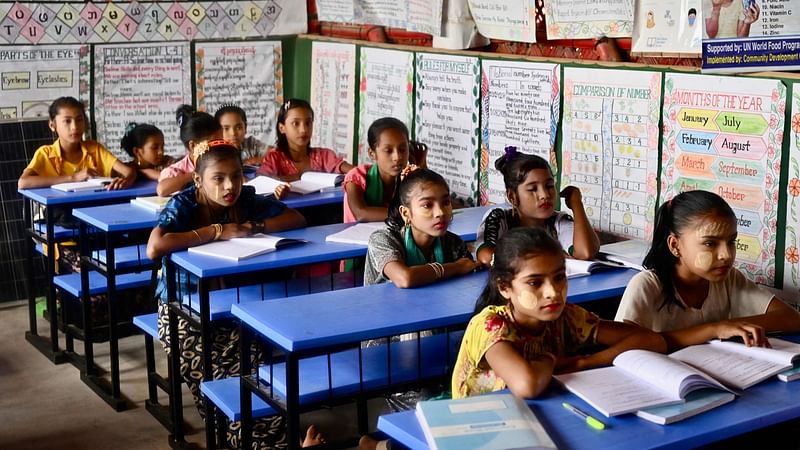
[661,73,785,286]
[561,67,662,240]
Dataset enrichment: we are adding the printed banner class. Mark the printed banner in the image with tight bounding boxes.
[195,40,282,150]
[357,47,414,164]
[0,45,90,121]
[561,67,662,241]
[702,0,800,72]
[661,73,784,285]
[784,83,800,302]
[415,52,480,205]
[316,0,443,36]
[0,1,307,45]
[310,41,357,163]
[466,0,537,43]
[94,42,192,158]
[544,0,633,39]
[480,60,560,205]
[631,0,702,55]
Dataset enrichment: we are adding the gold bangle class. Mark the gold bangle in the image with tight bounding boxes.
[212,223,223,241]
[192,229,202,243]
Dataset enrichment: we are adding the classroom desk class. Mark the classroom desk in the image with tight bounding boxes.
[280,189,343,210]
[231,268,637,450]
[377,356,800,450]
[18,181,157,363]
[71,203,159,410]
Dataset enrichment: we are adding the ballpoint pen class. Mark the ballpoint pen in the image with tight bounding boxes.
[562,402,606,430]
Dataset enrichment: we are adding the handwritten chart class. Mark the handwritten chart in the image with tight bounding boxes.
[784,83,800,302]
[0,1,307,44]
[480,60,560,205]
[94,42,191,158]
[316,0,443,36]
[195,41,283,149]
[357,47,414,164]
[415,53,480,205]
[467,0,537,43]
[661,73,785,285]
[310,41,356,162]
[544,0,633,39]
[0,45,89,121]
[561,67,662,240]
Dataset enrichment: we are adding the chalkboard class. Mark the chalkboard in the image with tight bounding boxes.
[0,119,51,303]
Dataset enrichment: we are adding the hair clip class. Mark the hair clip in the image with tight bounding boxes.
[504,145,518,159]
[400,164,419,181]
[489,254,495,268]
[124,122,137,134]
[283,100,291,110]
[193,139,237,162]
[176,114,184,128]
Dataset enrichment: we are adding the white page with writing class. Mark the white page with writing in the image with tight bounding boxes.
[671,344,792,390]
[708,338,800,366]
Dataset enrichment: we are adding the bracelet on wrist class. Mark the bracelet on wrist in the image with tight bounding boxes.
[212,223,223,241]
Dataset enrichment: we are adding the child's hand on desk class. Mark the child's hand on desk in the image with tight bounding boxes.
[220,223,252,240]
[72,168,96,182]
[715,320,769,347]
[455,257,482,274]
[274,183,290,199]
[560,186,583,210]
[553,355,588,374]
[106,176,133,190]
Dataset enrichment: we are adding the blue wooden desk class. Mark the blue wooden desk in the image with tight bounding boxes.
[71,203,159,410]
[377,362,800,450]
[231,268,637,450]
[18,181,157,363]
[280,189,343,210]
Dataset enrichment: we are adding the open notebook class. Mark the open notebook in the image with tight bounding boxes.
[130,196,170,213]
[565,258,626,278]
[246,172,343,195]
[187,233,306,261]
[325,222,386,246]
[52,177,115,192]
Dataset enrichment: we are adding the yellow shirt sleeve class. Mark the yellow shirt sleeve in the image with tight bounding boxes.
[89,141,119,177]
[25,146,58,176]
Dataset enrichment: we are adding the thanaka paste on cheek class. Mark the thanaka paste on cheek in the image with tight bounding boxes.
[215,185,222,201]
[517,290,539,309]
[695,251,713,270]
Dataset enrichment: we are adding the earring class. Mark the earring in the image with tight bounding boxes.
[671,249,680,257]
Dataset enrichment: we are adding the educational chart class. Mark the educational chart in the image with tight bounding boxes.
[357,47,414,164]
[94,42,191,158]
[661,73,785,285]
[480,60,560,205]
[0,45,90,121]
[544,0,633,39]
[784,83,800,302]
[631,0,702,56]
[310,41,357,162]
[0,1,307,45]
[316,0,443,36]
[561,67,662,240]
[415,53,480,205]
[466,0,537,43]
[195,41,283,149]
[701,0,800,72]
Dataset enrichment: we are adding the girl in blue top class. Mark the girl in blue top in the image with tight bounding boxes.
[146,140,323,448]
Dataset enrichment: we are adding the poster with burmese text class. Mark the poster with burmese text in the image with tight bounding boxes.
[415,52,480,205]
[783,84,800,302]
[661,73,785,286]
[357,47,414,164]
[561,67,661,240]
[310,41,356,162]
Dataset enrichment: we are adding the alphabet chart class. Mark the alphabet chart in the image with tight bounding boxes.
[661,73,785,286]
[310,41,357,163]
[561,67,662,240]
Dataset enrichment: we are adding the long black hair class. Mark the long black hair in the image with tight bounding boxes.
[474,227,565,314]
[385,168,449,232]
[644,190,736,311]
[121,123,163,158]
[175,104,220,150]
[275,98,314,156]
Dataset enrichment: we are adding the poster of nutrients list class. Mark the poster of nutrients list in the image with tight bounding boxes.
[661,73,785,285]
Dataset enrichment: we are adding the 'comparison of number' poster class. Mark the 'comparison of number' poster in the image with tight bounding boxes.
[94,42,191,158]
[195,40,283,148]
[357,47,413,164]
[310,41,356,162]
[661,73,785,286]
[415,52,480,205]
[561,67,662,241]
[480,60,560,205]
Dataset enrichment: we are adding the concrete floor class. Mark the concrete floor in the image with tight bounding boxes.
[0,299,385,450]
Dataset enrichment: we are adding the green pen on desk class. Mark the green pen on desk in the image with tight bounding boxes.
[562,402,606,430]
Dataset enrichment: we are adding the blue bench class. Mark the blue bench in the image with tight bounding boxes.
[34,221,79,240]
[133,313,174,431]
[53,270,152,297]
[201,377,278,449]
[37,243,153,271]
[258,332,464,405]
